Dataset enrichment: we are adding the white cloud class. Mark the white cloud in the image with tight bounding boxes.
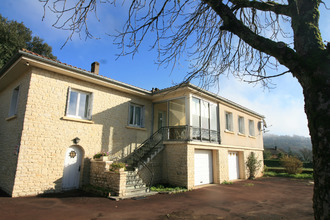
[215,74,310,137]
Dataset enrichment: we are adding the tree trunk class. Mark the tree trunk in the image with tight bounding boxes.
[300,68,330,219]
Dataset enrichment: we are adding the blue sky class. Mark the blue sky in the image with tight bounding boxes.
[2,0,329,137]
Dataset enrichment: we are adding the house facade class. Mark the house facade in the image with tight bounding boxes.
[0,50,264,197]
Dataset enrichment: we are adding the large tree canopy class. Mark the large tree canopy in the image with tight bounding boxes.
[0,14,57,68]
[40,0,329,218]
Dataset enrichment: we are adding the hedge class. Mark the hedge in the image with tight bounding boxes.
[264,160,313,169]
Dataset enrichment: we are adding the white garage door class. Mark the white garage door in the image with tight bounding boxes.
[228,152,240,180]
[194,150,213,186]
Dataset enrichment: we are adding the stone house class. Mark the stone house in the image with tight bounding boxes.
[0,49,264,197]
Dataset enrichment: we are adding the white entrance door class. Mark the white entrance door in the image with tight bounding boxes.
[62,146,82,190]
[194,150,213,186]
[228,152,240,180]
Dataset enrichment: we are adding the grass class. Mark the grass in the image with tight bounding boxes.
[150,184,188,193]
[221,180,233,185]
[264,171,313,180]
[265,167,313,174]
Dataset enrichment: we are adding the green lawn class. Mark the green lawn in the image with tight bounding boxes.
[264,171,313,180]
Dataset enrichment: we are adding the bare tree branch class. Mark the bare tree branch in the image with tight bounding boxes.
[229,0,292,16]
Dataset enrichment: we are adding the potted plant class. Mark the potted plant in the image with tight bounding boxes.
[93,151,110,161]
[110,162,127,172]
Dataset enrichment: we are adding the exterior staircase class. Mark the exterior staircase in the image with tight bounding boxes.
[125,170,148,196]
[120,128,165,198]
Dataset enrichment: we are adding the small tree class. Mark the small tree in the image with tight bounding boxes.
[280,155,303,174]
[246,152,262,180]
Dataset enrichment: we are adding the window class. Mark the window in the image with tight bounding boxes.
[66,88,93,120]
[225,112,233,131]
[249,120,255,136]
[129,103,144,127]
[8,86,20,117]
[191,97,218,142]
[191,97,200,128]
[238,116,245,134]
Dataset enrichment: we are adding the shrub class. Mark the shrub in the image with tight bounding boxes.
[110,162,127,171]
[221,180,233,185]
[246,152,262,179]
[280,156,303,174]
[93,151,109,159]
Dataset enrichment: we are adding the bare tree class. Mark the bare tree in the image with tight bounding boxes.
[40,0,329,218]
[299,148,313,163]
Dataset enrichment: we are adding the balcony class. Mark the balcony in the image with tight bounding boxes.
[162,126,220,143]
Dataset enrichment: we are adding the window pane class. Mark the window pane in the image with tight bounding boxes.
[68,91,78,116]
[129,105,134,125]
[135,106,141,126]
[9,86,19,116]
[226,112,233,131]
[153,102,167,132]
[201,101,209,129]
[169,98,185,126]
[78,93,88,118]
[210,104,217,130]
[238,116,245,134]
[249,120,255,136]
[191,97,200,127]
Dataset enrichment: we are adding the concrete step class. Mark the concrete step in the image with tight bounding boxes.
[125,187,149,196]
[108,191,158,201]
[126,179,143,185]
[126,183,146,190]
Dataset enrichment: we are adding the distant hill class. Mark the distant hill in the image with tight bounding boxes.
[263,134,312,152]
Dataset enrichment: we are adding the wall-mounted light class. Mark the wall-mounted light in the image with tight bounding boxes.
[73,137,80,144]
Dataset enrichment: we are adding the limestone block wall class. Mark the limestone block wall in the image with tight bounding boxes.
[11,67,152,197]
[0,70,31,195]
[243,150,264,179]
[219,102,264,150]
[138,150,164,186]
[162,142,264,188]
[90,161,126,196]
[162,143,188,187]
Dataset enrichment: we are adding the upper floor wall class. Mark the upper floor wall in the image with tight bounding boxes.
[19,66,153,159]
[151,86,264,149]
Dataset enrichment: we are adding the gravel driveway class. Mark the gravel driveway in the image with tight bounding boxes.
[0,177,313,220]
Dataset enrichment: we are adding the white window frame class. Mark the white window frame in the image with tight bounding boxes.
[249,120,255,137]
[66,87,93,120]
[128,103,144,127]
[225,111,233,132]
[238,116,245,134]
[8,86,20,117]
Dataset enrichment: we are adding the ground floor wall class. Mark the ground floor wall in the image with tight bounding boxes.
[162,142,264,189]
[138,150,164,186]
[90,161,126,196]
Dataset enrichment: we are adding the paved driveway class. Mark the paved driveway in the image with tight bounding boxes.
[0,177,313,220]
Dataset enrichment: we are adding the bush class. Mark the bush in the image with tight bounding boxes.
[110,162,127,171]
[246,152,262,179]
[93,151,109,159]
[280,156,303,174]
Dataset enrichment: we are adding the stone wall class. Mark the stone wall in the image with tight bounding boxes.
[10,67,152,197]
[162,142,264,189]
[90,161,127,196]
[0,70,31,195]
[138,150,164,186]
[162,143,188,187]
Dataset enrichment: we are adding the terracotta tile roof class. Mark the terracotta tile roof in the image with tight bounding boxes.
[21,48,89,73]
[20,49,151,93]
